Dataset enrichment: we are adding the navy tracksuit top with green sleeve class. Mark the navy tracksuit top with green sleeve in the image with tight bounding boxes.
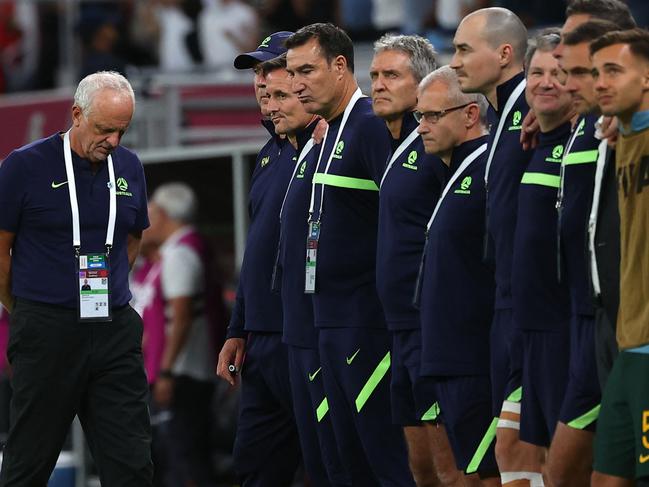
[486,72,534,310]
[277,122,322,348]
[558,114,599,317]
[310,96,393,328]
[376,113,448,330]
[512,122,572,331]
[227,120,295,339]
[420,136,494,377]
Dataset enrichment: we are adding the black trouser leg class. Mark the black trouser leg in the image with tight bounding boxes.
[77,306,152,487]
[0,299,87,487]
[0,301,152,487]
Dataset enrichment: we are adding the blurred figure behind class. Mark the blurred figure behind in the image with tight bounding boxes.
[148,182,225,487]
[130,237,165,386]
[154,0,203,71]
[199,0,258,70]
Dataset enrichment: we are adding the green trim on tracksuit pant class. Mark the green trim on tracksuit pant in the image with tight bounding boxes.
[318,327,415,487]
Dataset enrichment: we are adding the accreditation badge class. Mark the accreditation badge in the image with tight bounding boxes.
[77,253,112,322]
[304,221,320,294]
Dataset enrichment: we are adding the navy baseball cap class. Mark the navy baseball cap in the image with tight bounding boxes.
[233,31,294,70]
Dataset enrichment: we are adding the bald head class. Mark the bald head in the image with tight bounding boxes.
[462,8,528,66]
[451,7,528,101]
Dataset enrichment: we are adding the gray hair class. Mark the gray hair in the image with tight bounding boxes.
[525,28,562,71]
[151,182,198,223]
[418,65,489,127]
[73,71,135,115]
[373,34,438,82]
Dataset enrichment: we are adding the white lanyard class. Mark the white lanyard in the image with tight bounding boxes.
[308,88,364,218]
[279,138,316,219]
[557,118,583,208]
[63,130,117,254]
[427,143,488,231]
[588,137,609,296]
[484,78,526,187]
[379,123,420,188]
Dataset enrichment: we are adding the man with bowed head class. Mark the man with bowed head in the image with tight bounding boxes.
[0,71,152,486]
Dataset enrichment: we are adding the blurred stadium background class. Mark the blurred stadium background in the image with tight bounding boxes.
[0,1,647,486]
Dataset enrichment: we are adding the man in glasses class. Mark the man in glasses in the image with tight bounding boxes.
[416,65,496,487]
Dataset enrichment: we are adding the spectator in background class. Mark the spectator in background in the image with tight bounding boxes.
[0,1,22,93]
[420,0,488,52]
[147,182,223,487]
[130,237,167,487]
[199,0,259,70]
[372,0,404,32]
[337,0,375,40]
[31,1,59,90]
[260,0,335,33]
[130,0,163,66]
[130,238,165,387]
[154,0,203,71]
[78,1,159,78]
[3,0,39,92]
[80,18,126,80]
[401,0,433,34]
[432,0,490,31]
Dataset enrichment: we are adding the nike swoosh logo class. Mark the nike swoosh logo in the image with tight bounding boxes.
[640,454,649,464]
[346,348,360,365]
[308,367,321,382]
[51,181,68,189]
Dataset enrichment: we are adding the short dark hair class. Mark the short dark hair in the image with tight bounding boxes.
[565,0,636,30]
[285,23,355,73]
[563,19,620,46]
[590,28,649,63]
[260,53,287,76]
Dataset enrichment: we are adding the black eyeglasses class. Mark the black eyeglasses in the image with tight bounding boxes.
[414,102,473,124]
